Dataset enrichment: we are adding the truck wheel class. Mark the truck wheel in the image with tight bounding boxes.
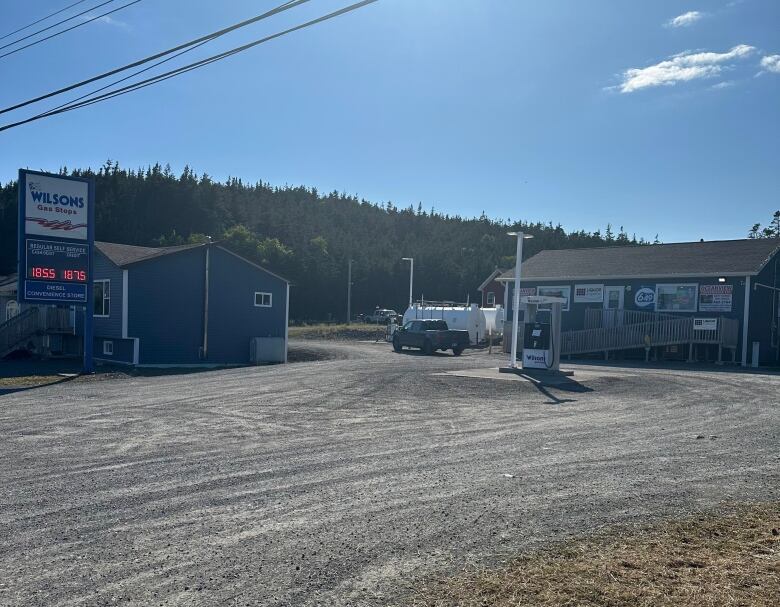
[393,336,403,352]
[452,346,464,356]
[423,340,433,355]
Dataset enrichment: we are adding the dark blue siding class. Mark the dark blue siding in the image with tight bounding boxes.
[206,247,288,364]
[127,247,206,365]
[748,255,780,365]
[92,249,124,338]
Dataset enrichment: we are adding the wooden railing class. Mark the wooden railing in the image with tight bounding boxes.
[43,307,74,332]
[0,308,39,357]
[584,308,683,329]
[563,315,739,356]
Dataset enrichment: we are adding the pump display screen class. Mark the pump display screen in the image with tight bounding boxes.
[23,239,89,302]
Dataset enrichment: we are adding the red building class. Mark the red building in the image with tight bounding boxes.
[478,268,507,308]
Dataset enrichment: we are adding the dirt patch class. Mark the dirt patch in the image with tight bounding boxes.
[288,323,386,341]
[409,502,780,607]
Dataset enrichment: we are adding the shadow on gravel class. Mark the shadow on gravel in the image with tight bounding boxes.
[0,373,79,396]
[517,371,593,405]
[391,348,462,358]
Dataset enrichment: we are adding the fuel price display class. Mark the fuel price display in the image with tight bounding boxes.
[25,239,90,285]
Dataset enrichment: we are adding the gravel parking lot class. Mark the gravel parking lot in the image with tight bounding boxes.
[1,342,778,606]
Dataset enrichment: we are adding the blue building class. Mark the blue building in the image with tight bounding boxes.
[88,241,290,366]
[496,239,780,367]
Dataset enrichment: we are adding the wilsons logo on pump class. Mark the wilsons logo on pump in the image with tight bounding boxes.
[24,174,89,241]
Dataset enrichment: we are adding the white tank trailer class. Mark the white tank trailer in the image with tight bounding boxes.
[403,303,495,345]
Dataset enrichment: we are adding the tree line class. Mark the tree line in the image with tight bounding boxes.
[748,211,780,239]
[1,161,651,320]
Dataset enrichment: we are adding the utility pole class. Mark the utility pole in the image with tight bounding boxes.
[402,257,414,307]
[346,259,353,324]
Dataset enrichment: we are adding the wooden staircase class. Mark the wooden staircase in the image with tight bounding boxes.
[0,308,40,358]
[0,307,75,358]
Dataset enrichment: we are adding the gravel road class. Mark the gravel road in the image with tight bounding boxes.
[1,342,778,606]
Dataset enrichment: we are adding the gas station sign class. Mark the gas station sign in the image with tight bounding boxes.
[18,170,93,305]
[17,169,95,371]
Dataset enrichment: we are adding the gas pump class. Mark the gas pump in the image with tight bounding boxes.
[518,296,564,371]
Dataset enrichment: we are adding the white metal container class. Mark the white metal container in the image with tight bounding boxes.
[482,305,504,335]
[403,303,486,344]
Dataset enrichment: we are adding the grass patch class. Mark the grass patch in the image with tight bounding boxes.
[288,323,386,341]
[0,375,70,388]
[410,503,780,607]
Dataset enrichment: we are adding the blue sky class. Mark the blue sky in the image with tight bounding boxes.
[1,0,778,242]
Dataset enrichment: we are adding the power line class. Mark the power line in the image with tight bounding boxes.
[0,0,142,61]
[0,0,310,116]
[0,0,91,41]
[0,0,119,51]
[0,0,380,133]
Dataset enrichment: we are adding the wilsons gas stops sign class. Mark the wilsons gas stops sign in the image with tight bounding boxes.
[25,172,89,240]
[18,170,94,306]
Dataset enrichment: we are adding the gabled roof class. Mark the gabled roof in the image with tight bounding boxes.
[497,238,780,282]
[96,241,205,267]
[478,268,507,292]
[95,241,290,283]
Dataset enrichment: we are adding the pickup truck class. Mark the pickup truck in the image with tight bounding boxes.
[392,319,470,356]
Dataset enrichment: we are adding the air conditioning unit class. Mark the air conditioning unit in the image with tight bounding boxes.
[249,337,286,364]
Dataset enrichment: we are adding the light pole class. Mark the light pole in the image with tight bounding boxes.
[402,257,414,307]
[507,232,533,368]
[346,259,353,324]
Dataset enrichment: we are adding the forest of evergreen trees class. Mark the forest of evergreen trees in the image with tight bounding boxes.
[0,162,651,320]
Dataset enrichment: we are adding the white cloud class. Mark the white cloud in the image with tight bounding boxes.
[760,54,780,74]
[711,81,735,90]
[666,11,704,28]
[79,13,130,30]
[617,44,755,93]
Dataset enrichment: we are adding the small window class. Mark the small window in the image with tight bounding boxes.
[486,292,496,307]
[254,292,272,307]
[94,280,110,317]
[102,340,113,356]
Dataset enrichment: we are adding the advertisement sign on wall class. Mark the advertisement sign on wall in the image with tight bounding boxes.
[634,287,656,308]
[574,284,604,303]
[656,283,698,312]
[537,285,571,311]
[699,284,733,313]
[511,286,536,303]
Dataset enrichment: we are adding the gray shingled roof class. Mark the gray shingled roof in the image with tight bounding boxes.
[95,241,205,267]
[497,239,780,281]
[95,241,291,283]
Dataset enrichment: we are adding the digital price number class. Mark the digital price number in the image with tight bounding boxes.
[25,239,90,285]
[29,267,87,282]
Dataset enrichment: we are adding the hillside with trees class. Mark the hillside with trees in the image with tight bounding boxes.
[0,162,651,320]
